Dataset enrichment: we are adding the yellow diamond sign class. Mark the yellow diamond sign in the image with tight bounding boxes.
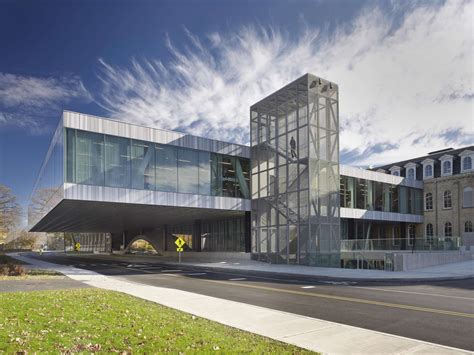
[175,237,185,248]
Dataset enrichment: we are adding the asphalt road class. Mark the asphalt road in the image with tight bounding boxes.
[31,253,474,351]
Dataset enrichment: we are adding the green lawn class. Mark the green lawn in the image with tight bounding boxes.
[0,288,313,353]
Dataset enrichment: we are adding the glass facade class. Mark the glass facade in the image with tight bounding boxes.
[250,74,340,267]
[65,128,250,198]
[340,176,423,214]
[28,121,64,229]
[164,216,247,252]
[201,217,246,252]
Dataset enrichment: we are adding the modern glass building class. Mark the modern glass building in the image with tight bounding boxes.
[30,73,467,270]
[29,111,251,253]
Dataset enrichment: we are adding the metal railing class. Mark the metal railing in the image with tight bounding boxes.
[340,237,461,252]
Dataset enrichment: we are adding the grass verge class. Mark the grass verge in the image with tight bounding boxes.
[0,269,62,281]
[0,288,314,353]
[0,253,61,280]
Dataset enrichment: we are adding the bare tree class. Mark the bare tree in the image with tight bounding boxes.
[0,184,22,244]
[5,229,38,250]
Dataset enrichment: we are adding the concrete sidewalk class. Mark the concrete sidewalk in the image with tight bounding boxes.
[9,253,471,354]
[78,252,473,281]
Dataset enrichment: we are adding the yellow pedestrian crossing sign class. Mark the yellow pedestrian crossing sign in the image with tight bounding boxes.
[75,242,81,251]
[175,237,185,248]
[174,236,185,262]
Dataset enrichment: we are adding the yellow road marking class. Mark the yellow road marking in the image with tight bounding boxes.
[350,286,474,301]
[114,265,474,319]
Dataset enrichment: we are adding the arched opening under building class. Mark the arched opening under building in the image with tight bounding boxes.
[126,237,159,255]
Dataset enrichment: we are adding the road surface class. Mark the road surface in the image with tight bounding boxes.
[30,253,474,351]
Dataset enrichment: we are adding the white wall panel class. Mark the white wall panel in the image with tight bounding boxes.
[63,183,251,211]
[63,111,250,158]
[340,207,423,223]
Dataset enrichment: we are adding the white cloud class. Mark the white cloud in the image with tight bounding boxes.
[0,73,91,134]
[97,1,473,166]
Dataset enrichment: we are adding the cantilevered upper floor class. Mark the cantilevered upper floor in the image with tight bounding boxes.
[28,111,251,232]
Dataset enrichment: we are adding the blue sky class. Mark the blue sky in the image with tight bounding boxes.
[0,0,472,213]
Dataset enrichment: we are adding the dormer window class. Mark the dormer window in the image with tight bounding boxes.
[425,165,433,177]
[464,157,472,171]
[421,158,434,179]
[443,161,451,175]
[440,154,453,177]
[389,166,401,176]
[460,150,474,173]
[404,162,417,180]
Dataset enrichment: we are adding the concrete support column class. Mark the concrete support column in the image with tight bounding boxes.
[164,225,169,251]
[244,211,251,253]
[193,219,202,252]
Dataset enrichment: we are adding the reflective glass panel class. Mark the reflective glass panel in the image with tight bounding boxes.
[75,130,105,186]
[156,144,177,192]
[178,148,199,194]
[198,151,211,195]
[105,135,131,188]
[131,140,155,190]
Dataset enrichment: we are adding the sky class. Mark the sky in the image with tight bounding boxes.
[0,0,473,213]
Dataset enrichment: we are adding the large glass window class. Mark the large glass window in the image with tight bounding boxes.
[105,135,131,188]
[374,182,384,211]
[424,164,433,177]
[211,153,250,198]
[178,148,199,194]
[443,190,452,209]
[465,221,473,233]
[355,178,367,209]
[463,157,472,171]
[426,223,433,237]
[443,161,451,175]
[66,129,250,198]
[444,222,452,237]
[66,129,76,182]
[340,176,354,208]
[399,186,408,214]
[198,151,211,195]
[75,130,105,186]
[390,185,399,213]
[425,192,433,210]
[131,140,155,190]
[407,224,415,245]
[156,144,177,192]
[463,187,473,207]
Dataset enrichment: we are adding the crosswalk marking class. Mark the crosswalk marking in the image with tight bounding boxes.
[301,286,316,289]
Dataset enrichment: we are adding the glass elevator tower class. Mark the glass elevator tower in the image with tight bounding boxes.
[250,74,340,267]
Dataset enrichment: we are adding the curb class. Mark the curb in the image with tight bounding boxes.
[41,252,474,283]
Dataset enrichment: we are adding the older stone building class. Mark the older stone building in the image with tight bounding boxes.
[375,147,474,249]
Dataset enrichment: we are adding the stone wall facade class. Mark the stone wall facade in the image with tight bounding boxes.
[423,172,474,246]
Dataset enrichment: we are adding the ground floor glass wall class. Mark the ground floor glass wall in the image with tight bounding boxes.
[165,217,246,252]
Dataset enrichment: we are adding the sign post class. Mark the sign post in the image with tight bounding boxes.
[174,236,185,263]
